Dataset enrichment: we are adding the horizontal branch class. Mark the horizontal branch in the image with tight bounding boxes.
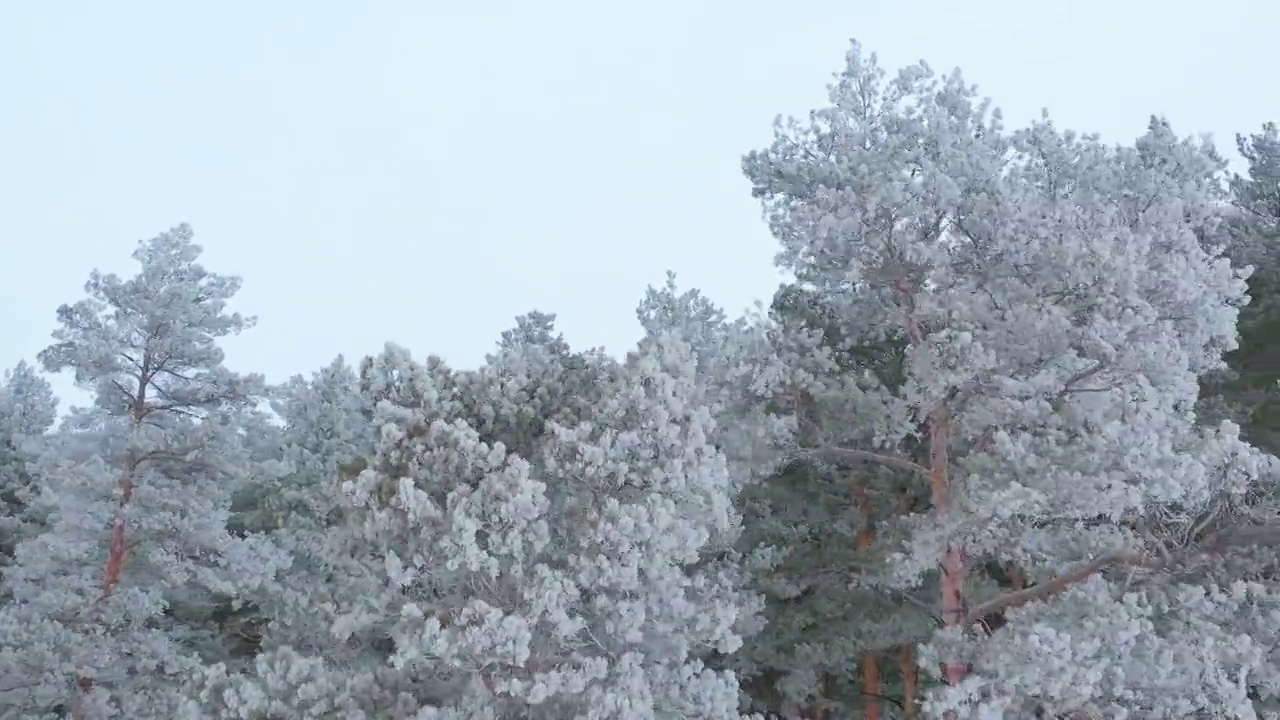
[812,446,931,478]
[963,517,1280,630]
[1059,362,1106,395]
[962,548,1148,627]
[1203,523,1280,550]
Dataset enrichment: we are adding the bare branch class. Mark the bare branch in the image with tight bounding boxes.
[1185,504,1223,546]
[1058,363,1106,395]
[154,366,193,382]
[142,403,201,420]
[859,689,907,711]
[813,446,931,478]
[876,586,942,624]
[1204,523,1280,550]
[109,379,136,403]
[1135,517,1172,566]
[962,548,1149,627]
[782,383,930,478]
[969,516,1280,626]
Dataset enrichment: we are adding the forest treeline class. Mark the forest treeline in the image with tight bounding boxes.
[2,40,1280,719]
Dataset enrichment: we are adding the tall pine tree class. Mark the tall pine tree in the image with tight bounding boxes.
[743,40,1272,717]
[0,225,289,719]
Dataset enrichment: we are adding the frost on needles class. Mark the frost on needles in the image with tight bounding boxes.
[741,40,1279,718]
[0,226,291,718]
[186,311,784,719]
[3,38,1280,720]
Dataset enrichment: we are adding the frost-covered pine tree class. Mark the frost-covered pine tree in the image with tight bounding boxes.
[721,282,938,720]
[1205,121,1280,453]
[633,276,911,719]
[0,225,290,719]
[1228,122,1280,274]
[0,361,57,569]
[187,312,770,719]
[236,355,376,660]
[634,274,791,492]
[743,40,1275,717]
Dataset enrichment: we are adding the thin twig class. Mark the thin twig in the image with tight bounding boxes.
[972,361,1108,453]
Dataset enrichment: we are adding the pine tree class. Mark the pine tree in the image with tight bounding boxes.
[0,362,57,570]
[727,283,935,719]
[1207,122,1280,453]
[243,355,375,660]
[187,313,773,719]
[743,40,1274,716]
[0,225,290,719]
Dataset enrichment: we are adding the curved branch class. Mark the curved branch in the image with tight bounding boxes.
[813,446,931,478]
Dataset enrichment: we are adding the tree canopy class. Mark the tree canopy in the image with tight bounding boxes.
[2,39,1279,720]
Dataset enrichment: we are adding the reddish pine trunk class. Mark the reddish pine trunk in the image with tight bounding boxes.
[900,645,918,720]
[895,274,968,706]
[860,653,881,720]
[99,477,135,596]
[74,368,148,716]
[928,414,967,684]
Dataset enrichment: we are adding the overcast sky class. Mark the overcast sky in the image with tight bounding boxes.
[2,1,1276,410]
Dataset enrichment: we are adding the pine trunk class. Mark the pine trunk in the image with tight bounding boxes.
[855,488,881,720]
[900,645,918,720]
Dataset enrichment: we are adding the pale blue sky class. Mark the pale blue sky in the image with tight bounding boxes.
[2,2,1275,409]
